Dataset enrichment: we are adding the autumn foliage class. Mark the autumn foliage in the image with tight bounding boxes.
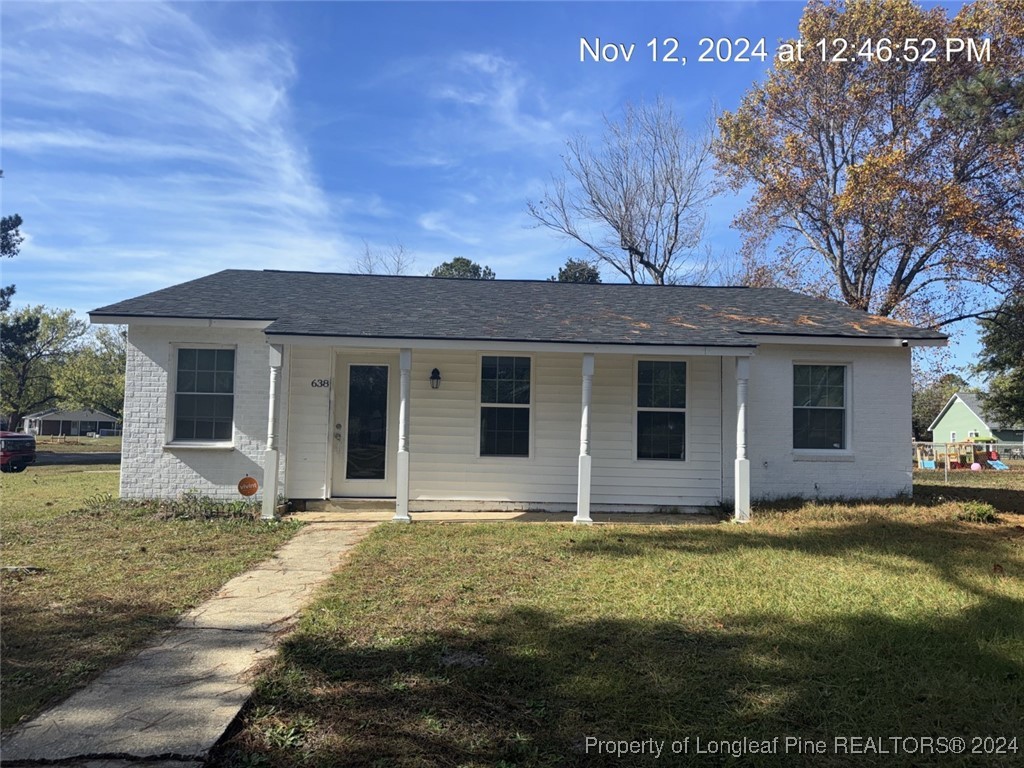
[715,0,1023,327]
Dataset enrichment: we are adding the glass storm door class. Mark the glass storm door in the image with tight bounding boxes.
[332,357,396,499]
[346,365,389,480]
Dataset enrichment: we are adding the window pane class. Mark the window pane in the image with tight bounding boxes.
[794,408,845,449]
[512,379,530,405]
[638,361,685,408]
[825,385,844,408]
[480,406,529,456]
[176,394,197,418]
[482,357,497,381]
[481,380,497,403]
[481,356,529,405]
[196,349,217,370]
[177,371,196,392]
[794,365,845,409]
[196,396,216,419]
[496,357,515,380]
[496,379,514,403]
[215,396,233,419]
[637,411,685,460]
[174,349,234,441]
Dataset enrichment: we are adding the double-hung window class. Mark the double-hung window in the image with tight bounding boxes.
[480,356,530,457]
[636,360,686,460]
[174,348,235,441]
[793,364,846,450]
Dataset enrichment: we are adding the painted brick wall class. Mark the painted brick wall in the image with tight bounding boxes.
[745,344,913,500]
[120,325,286,501]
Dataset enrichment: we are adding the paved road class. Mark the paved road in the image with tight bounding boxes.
[34,452,121,466]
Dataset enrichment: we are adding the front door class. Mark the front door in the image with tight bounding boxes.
[331,355,397,497]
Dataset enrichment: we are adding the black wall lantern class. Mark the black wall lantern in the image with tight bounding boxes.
[429,368,442,390]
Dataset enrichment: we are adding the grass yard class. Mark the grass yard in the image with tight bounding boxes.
[214,476,1024,768]
[33,435,122,454]
[0,464,300,729]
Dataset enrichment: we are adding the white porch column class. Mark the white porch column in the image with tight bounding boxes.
[261,344,284,521]
[574,353,595,524]
[734,356,751,523]
[393,348,412,523]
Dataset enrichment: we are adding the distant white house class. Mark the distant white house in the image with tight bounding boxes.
[23,408,121,437]
[90,270,947,522]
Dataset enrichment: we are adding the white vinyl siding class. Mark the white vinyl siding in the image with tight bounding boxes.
[285,347,332,498]
[592,356,722,508]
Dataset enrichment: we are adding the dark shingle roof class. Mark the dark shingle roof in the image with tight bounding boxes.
[90,269,947,347]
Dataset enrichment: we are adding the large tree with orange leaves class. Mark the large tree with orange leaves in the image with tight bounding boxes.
[715,0,1022,328]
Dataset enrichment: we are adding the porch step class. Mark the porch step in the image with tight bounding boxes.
[305,498,396,513]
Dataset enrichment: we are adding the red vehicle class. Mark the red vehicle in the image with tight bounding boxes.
[0,432,36,473]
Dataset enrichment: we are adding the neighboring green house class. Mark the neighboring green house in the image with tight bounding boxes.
[928,392,1024,444]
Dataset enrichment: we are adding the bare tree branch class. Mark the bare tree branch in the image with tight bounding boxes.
[528,99,720,285]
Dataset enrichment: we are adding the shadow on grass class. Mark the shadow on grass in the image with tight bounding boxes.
[0,592,178,729]
[567,518,1022,601]
[213,596,1023,768]
[913,482,1024,515]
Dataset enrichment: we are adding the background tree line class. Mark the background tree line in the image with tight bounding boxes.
[1,211,126,431]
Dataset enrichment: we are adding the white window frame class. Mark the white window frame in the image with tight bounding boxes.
[476,353,534,459]
[164,343,237,449]
[967,430,979,439]
[634,358,688,463]
[792,361,853,457]
[950,431,957,443]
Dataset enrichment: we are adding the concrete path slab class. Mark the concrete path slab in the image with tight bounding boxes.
[1,521,377,765]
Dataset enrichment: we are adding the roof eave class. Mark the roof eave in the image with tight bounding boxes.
[89,314,273,330]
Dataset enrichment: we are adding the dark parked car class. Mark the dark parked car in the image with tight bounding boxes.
[0,432,36,473]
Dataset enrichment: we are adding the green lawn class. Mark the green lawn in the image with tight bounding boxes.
[0,464,300,729]
[33,435,122,453]
[213,480,1024,767]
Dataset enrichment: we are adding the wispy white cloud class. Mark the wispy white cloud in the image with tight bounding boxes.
[2,1,348,313]
[371,49,594,169]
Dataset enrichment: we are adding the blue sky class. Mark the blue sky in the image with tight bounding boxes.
[1,0,980,371]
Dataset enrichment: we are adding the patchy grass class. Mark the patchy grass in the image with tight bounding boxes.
[214,492,1024,768]
[0,464,299,729]
[915,467,1024,514]
[34,435,122,453]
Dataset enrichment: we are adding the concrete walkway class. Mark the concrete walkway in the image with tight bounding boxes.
[1,521,377,766]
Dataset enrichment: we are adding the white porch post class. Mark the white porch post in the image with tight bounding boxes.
[734,356,751,522]
[394,348,412,522]
[574,353,595,524]
[261,344,284,521]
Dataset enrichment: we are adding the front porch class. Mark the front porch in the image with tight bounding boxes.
[261,343,754,524]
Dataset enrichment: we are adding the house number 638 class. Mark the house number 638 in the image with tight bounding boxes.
[310,379,331,388]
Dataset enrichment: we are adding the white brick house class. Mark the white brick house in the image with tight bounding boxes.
[91,270,946,522]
